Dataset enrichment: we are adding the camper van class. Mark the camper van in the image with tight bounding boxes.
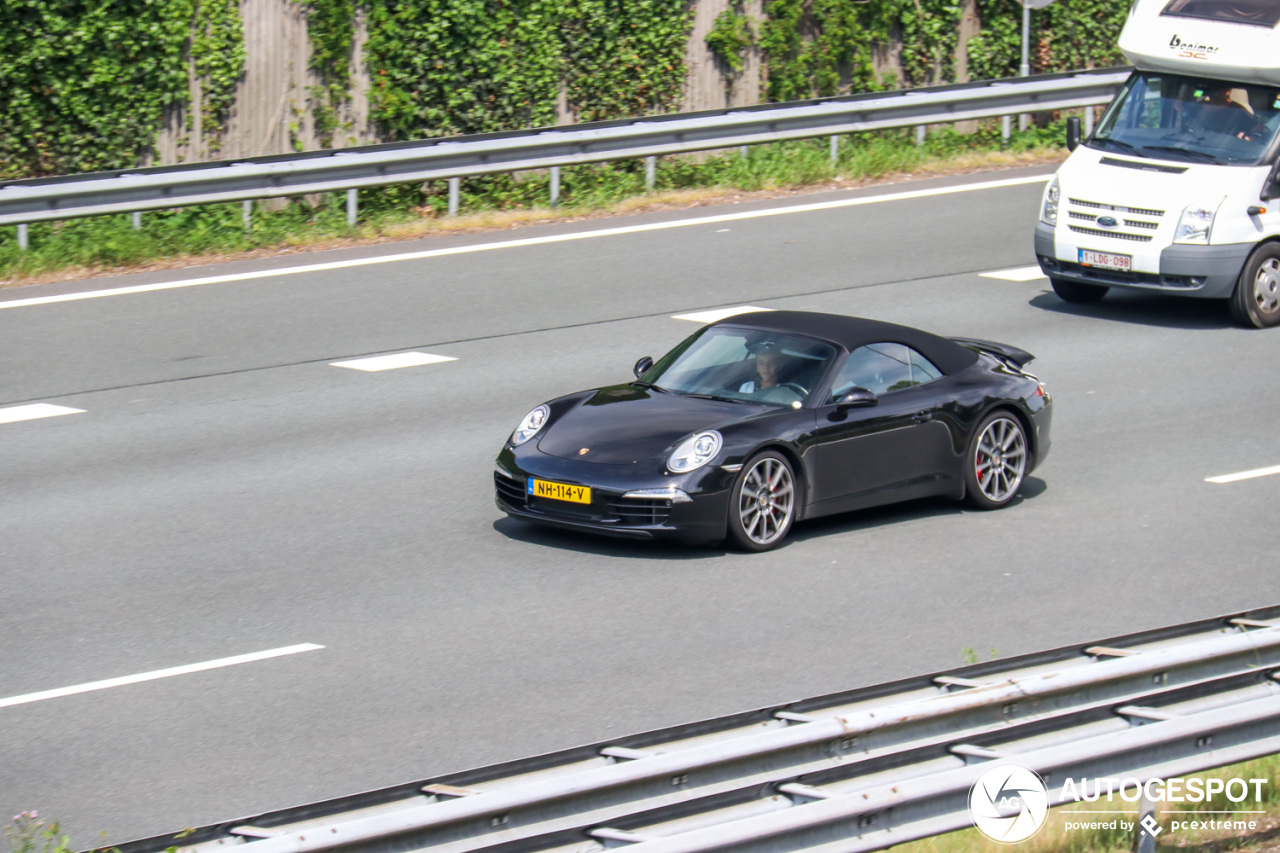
[1034,0,1280,327]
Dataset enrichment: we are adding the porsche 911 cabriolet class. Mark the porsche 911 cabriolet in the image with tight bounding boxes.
[494,311,1051,551]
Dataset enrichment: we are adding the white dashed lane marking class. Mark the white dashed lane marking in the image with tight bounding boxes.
[1206,465,1280,484]
[0,643,325,710]
[980,266,1046,282]
[673,306,773,324]
[0,403,86,424]
[330,352,457,371]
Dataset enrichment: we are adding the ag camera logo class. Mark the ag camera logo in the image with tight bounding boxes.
[969,764,1050,843]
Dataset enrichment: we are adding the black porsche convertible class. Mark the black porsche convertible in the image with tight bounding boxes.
[494,311,1051,551]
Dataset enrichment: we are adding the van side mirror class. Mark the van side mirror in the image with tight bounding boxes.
[836,387,878,410]
[634,356,654,378]
[1066,116,1082,152]
[1264,165,1280,201]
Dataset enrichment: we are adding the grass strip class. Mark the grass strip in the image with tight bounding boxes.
[0,122,1069,287]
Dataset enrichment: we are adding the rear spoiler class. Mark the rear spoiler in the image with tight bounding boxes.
[949,337,1035,368]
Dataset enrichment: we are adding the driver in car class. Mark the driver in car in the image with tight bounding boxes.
[738,344,804,403]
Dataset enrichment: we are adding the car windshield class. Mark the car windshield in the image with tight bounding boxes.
[639,325,837,407]
[1091,71,1280,166]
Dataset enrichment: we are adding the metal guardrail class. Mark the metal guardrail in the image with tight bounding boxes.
[0,67,1129,228]
[103,605,1280,853]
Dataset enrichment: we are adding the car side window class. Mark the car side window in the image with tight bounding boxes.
[910,349,942,384]
[829,343,941,400]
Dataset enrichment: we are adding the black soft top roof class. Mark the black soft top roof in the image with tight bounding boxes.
[718,310,980,376]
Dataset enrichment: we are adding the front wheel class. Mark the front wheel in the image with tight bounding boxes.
[1051,277,1108,304]
[964,412,1028,510]
[1229,243,1280,328]
[727,451,796,551]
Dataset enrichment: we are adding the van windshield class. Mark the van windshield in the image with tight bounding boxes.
[1091,71,1280,166]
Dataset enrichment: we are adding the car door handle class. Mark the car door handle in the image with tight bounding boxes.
[912,411,933,423]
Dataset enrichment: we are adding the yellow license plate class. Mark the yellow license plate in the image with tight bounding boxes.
[528,478,592,504]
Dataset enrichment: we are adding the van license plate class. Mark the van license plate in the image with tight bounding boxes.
[1079,249,1131,271]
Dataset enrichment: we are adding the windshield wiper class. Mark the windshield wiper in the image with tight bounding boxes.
[682,392,743,403]
[1093,137,1144,157]
[1141,145,1226,165]
[631,381,669,393]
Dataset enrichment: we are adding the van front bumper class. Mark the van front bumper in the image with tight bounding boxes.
[1035,223,1251,299]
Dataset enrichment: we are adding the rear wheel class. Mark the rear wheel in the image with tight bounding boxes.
[964,412,1028,510]
[1230,243,1280,328]
[1051,277,1108,304]
[727,451,796,551]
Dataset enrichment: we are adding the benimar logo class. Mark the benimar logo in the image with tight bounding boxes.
[969,764,1050,843]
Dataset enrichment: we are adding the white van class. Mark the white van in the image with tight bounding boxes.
[1035,0,1280,327]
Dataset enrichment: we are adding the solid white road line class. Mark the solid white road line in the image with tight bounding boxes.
[980,265,1046,282]
[330,352,457,371]
[0,643,325,710]
[1205,465,1280,484]
[0,403,86,424]
[673,306,773,324]
[0,175,1051,311]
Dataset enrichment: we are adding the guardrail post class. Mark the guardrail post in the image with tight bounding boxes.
[448,177,460,217]
[242,200,252,229]
[1084,106,1094,138]
[346,189,358,227]
[132,211,142,230]
[17,223,28,250]
[645,156,656,192]
[915,126,927,146]
[740,145,748,158]
[550,166,561,208]
[1133,790,1158,853]
[1002,115,1012,144]
[829,135,839,167]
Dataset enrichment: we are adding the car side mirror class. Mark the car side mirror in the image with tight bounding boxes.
[836,387,878,410]
[634,356,654,378]
[1066,116,1082,152]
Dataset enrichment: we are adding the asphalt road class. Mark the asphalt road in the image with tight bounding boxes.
[2,166,1275,845]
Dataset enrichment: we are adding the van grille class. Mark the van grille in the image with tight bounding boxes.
[1068,197,1165,218]
[1065,196,1163,243]
[1068,225,1153,243]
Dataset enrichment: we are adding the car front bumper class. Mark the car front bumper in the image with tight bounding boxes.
[494,447,734,545]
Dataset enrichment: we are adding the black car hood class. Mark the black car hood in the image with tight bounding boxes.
[537,384,757,464]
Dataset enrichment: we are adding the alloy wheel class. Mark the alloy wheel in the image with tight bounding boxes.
[737,456,795,546]
[974,416,1027,503]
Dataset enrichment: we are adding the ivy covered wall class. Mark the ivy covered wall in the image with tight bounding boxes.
[0,0,1128,180]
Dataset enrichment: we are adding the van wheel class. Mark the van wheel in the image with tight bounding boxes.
[1050,277,1108,304]
[1230,243,1280,328]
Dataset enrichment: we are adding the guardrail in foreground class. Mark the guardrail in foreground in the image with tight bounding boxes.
[104,605,1280,853]
[1,67,1129,231]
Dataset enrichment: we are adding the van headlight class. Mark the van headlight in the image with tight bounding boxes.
[1040,176,1060,226]
[1174,200,1223,244]
[511,405,550,446]
[667,431,722,473]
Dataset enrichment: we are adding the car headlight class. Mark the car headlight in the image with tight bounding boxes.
[511,405,550,446]
[1174,200,1222,244]
[1040,176,1060,226]
[667,430,722,473]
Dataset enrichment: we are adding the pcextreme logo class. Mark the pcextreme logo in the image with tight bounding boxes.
[969,764,1050,843]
